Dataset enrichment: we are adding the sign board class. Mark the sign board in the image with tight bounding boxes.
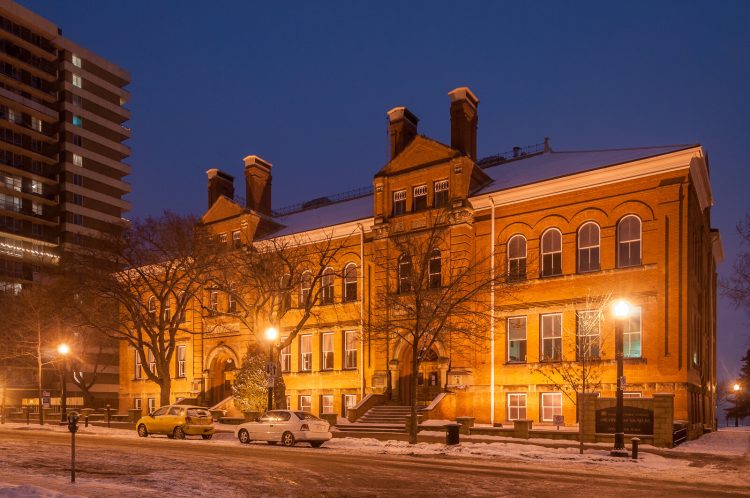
[553,415,564,427]
[42,390,50,409]
[264,362,277,377]
[595,406,653,435]
[266,377,276,388]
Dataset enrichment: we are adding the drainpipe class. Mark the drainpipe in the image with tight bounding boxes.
[358,223,365,399]
[489,197,496,426]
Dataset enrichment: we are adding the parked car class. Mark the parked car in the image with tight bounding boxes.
[235,410,332,447]
[136,405,215,440]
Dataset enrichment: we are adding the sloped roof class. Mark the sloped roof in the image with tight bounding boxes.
[261,194,373,239]
[474,144,697,196]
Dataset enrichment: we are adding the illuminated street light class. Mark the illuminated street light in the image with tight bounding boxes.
[264,327,279,411]
[611,299,631,457]
[58,344,70,422]
[734,383,741,392]
[264,327,279,342]
[57,344,70,356]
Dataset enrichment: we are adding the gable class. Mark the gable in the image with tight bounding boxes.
[376,136,459,177]
[200,195,245,224]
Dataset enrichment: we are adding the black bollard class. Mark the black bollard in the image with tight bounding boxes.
[631,437,640,460]
[106,404,111,428]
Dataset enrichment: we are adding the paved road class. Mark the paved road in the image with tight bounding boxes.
[0,428,747,497]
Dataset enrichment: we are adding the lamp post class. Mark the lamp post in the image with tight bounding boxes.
[611,300,631,457]
[733,383,741,427]
[264,327,279,411]
[57,344,70,422]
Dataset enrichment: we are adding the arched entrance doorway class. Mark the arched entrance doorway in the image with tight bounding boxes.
[204,346,238,407]
[397,345,444,406]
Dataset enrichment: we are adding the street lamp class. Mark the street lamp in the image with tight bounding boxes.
[611,299,631,457]
[264,327,279,411]
[733,383,742,427]
[57,344,70,422]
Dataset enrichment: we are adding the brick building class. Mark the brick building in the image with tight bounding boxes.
[120,87,719,439]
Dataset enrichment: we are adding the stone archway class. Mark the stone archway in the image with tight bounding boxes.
[391,340,449,406]
[204,345,239,407]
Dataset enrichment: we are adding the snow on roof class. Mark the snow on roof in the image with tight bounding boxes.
[474,144,696,196]
[264,144,696,238]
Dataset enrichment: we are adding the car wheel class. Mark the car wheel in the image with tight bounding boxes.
[173,426,186,440]
[238,429,251,444]
[202,434,213,440]
[281,431,296,447]
[137,424,149,438]
[310,441,324,448]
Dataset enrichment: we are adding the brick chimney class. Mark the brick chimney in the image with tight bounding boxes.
[387,107,419,160]
[448,87,479,161]
[244,155,272,215]
[206,169,234,209]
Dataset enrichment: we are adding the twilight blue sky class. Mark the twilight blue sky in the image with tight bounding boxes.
[23,1,750,382]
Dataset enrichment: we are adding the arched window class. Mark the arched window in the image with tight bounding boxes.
[540,229,562,277]
[617,215,641,267]
[398,254,412,294]
[280,274,291,310]
[428,249,441,289]
[147,296,156,314]
[507,235,527,280]
[321,267,335,305]
[577,222,600,273]
[299,271,312,306]
[343,263,358,302]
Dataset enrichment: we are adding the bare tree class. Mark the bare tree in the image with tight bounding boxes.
[206,229,354,409]
[70,212,218,406]
[723,214,750,323]
[531,292,613,454]
[370,214,517,444]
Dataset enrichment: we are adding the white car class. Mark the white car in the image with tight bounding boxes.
[235,410,332,448]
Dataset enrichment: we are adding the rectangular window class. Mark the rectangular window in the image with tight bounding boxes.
[232,230,241,247]
[507,393,527,421]
[72,115,82,127]
[624,307,642,358]
[227,293,236,313]
[576,311,601,360]
[73,174,83,186]
[280,337,291,372]
[73,194,83,205]
[147,398,156,414]
[321,332,334,370]
[209,290,218,312]
[2,175,20,191]
[300,334,312,371]
[299,395,311,413]
[73,214,83,225]
[72,95,82,107]
[321,394,334,414]
[540,313,562,361]
[134,398,142,411]
[31,116,42,132]
[176,345,186,378]
[7,108,14,122]
[507,316,527,362]
[72,54,82,67]
[392,190,406,216]
[433,179,449,207]
[72,153,83,166]
[541,393,562,422]
[343,394,357,416]
[73,135,82,146]
[72,74,82,88]
[31,224,42,236]
[219,233,227,243]
[344,330,357,369]
[31,202,42,215]
[412,185,427,212]
[134,351,142,379]
[30,180,42,194]
[148,349,156,373]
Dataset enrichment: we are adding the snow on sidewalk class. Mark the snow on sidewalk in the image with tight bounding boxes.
[0,483,83,498]
[672,427,750,456]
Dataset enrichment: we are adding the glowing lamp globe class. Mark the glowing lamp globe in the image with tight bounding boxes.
[264,327,279,342]
[57,344,70,355]
[613,300,631,319]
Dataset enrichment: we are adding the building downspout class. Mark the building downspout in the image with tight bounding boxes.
[358,223,366,399]
[489,197,496,426]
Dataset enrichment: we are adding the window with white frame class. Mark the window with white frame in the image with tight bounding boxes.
[343,263,357,302]
[428,249,441,288]
[285,395,291,410]
[227,292,236,313]
[343,394,357,416]
[624,306,642,358]
[147,397,156,414]
[433,179,449,207]
[618,215,642,268]
[576,310,601,360]
[321,267,334,304]
[209,290,218,312]
[148,349,156,373]
[176,345,186,378]
[232,230,241,247]
[280,336,291,372]
[507,316,527,363]
[398,254,412,293]
[540,229,562,277]
[219,233,227,243]
[507,235,527,280]
[344,330,357,369]
[541,393,562,422]
[540,313,562,361]
[134,350,142,379]
[412,184,427,212]
[392,189,406,216]
[321,332,334,370]
[299,395,311,412]
[164,298,171,321]
[299,271,312,306]
[134,397,142,411]
[321,394,334,414]
[507,393,527,421]
[577,222,600,272]
[300,335,312,371]
[72,74,82,88]
[72,54,82,67]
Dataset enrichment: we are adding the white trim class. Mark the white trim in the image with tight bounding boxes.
[489,197,495,425]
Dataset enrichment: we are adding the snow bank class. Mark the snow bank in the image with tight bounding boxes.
[0,483,82,498]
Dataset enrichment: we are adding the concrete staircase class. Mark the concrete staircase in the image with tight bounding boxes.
[336,404,415,434]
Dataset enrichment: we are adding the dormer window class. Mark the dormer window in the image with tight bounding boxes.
[392,190,406,216]
[413,185,427,212]
[433,180,448,207]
